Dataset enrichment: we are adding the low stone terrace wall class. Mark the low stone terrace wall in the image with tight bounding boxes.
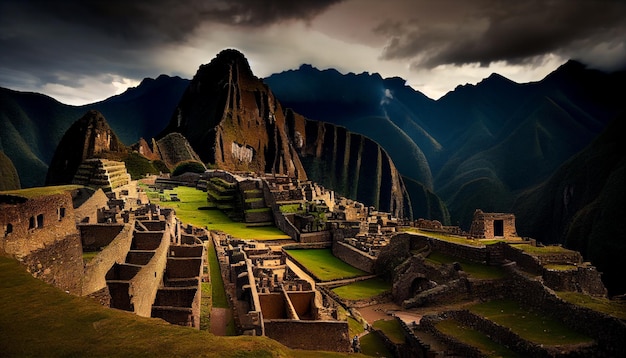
[82,222,134,296]
[264,319,350,352]
[332,241,375,273]
[503,266,626,356]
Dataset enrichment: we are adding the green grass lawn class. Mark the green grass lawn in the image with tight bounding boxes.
[284,248,367,281]
[1,184,83,198]
[469,299,594,346]
[400,228,485,246]
[436,319,523,357]
[150,186,290,240]
[359,332,394,357]
[332,278,391,300]
[555,291,626,320]
[206,239,229,309]
[510,244,574,255]
[372,319,405,344]
[426,252,507,280]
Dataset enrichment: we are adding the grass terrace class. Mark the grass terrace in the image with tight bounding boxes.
[284,248,366,281]
[555,291,626,320]
[279,203,304,213]
[435,319,523,357]
[426,252,507,280]
[359,332,394,357]
[332,278,391,300]
[400,227,486,246]
[372,319,405,344]
[0,184,83,199]
[469,299,594,346]
[511,244,574,255]
[148,186,290,240]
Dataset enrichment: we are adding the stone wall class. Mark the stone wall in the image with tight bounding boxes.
[503,267,626,356]
[1,192,84,294]
[1,193,78,257]
[82,222,134,296]
[264,320,350,352]
[543,265,608,296]
[106,227,170,317]
[261,178,300,240]
[79,224,125,251]
[23,235,84,295]
[407,233,489,263]
[73,188,109,223]
[332,241,375,273]
[468,209,517,239]
[300,231,331,243]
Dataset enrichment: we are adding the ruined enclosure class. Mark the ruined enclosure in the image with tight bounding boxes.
[469,209,518,239]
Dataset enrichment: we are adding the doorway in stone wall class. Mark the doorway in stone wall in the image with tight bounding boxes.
[494,219,504,237]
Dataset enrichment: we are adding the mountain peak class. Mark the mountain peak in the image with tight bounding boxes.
[197,48,254,79]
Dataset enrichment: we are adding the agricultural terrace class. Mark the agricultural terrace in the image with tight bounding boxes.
[555,291,626,320]
[331,278,391,300]
[400,227,504,246]
[144,185,290,240]
[426,252,507,280]
[284,248,366,281]
[372,319,405,344]
[435,319,523,357]
[511,244,575,255]
[469,299,594,346]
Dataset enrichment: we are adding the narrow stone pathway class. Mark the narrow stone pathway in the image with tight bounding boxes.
[210,307,232,336]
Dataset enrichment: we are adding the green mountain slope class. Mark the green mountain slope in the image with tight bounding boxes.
[514,115,626,295]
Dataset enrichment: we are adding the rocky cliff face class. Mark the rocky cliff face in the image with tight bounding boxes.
[159,49,306,179]
[46,110,127,185]
[285,109,411,219]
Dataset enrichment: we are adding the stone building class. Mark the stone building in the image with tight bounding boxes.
[0,188,84,294]
[469,209,518,239]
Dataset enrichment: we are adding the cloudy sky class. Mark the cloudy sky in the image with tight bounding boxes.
[1,0,625,105]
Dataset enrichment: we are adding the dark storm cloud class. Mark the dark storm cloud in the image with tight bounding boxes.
[376,0,626,70]
[0,0,343,89]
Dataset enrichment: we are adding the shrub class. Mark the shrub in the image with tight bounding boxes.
[152,159,170,174]
[172,160,206,176]
[123,152,159,180]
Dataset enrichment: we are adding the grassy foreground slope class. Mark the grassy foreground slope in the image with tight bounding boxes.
[0,255,354,357]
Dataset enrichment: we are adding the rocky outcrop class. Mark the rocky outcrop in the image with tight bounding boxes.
[155,133,203,169]
[0,151,20,190]
[46,110,128,185]
[158,49,306,179]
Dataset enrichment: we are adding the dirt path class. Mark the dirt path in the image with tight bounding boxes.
[210,307,232,336]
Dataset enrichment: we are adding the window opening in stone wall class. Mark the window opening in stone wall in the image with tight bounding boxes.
[29,216,36,229]
[37,214,44,228]
[4,223,12,236]
[58,207,66,221]
[494,219,504,237]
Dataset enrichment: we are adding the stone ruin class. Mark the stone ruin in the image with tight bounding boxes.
[212,232,350,352]
[72,159,132,193]
[468,209,518,239]
[1,181,207,329]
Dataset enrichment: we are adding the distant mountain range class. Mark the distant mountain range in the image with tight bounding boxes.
[0,55,624,293]
[265,61,625,229]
